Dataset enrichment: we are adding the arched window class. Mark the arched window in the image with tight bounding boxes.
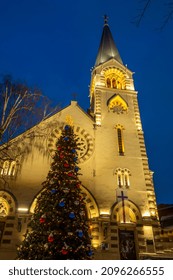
[1,160,17,176]
[104,68,126,90]
[117,171,123,188]
[8,161,16,176]
[107,78,111,88]
[117,128,124,156]
[117,80,122,89]
[115,168,131,189]
[124,171,130,188]
[112,78,116,88]
[1,161,10,175]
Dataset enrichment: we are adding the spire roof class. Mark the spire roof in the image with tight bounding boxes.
[95,16,123,67]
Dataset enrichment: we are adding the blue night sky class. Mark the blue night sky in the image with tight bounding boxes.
[0,0,172,204]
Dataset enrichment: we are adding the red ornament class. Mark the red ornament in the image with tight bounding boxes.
[48,233,54,242]
[57,147,61,151]
[60,153,64,159]
[40,214,46,223]
[64,163,69,168]
[61,249,68,255]
[67,172,73,177]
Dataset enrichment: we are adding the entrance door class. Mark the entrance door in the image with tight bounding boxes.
[119,229,137,260]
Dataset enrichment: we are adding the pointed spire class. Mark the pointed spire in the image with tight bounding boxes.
[95,16,123,67]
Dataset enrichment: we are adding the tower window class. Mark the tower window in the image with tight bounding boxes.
[117,80,122,89]
[117,128,124,156]
[112,78,116,88]
[106,78,111,88]
[104,68,126,90]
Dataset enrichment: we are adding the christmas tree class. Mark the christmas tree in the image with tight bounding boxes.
[17,124,92,259]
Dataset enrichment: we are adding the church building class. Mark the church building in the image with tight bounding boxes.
[0,17,170,259]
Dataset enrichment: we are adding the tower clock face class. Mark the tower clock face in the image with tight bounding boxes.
[47,124,94,163]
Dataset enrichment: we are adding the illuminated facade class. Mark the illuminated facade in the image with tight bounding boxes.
[0,18,171,259]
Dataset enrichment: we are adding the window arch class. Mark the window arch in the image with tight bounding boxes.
[104,68,126,90]
[107,94,128,114]
[106,76,123,89]
[115,168,131,189]
[111,200,142,224]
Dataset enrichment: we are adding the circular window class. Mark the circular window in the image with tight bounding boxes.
[47,125,94,163]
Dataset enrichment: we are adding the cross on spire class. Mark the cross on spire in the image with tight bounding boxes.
[104,14,109,25]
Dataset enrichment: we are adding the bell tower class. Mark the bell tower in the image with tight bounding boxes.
[90,16,135,125]
[89,16,160,259]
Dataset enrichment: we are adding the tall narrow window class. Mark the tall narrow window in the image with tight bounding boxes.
[112,78,116,88]
[124,172,130,188]
[1,161,10,175]
[117,172,123,188]
[1,160,17,176]
[9,161,16,176]
[117,128,124,155]
[107,78,111,88]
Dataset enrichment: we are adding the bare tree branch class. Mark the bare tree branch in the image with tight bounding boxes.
[133,0,173,28]
[159,1,173,29]
[132,0,152,27]
[0,76,59,144]
[0,75,60,188]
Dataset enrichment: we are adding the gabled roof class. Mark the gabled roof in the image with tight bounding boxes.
[95,17,123,67]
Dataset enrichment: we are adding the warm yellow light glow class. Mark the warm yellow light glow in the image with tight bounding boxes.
[18,208,28,212]
[151,210,156,216]
[136,122,142,131]
[92,242,99,249]
[142,211,151,218]
[65,115,74,126]
[90,76,96,97]
[143,226,153,239]
[100,210,110,215]
[96,81,102,87]
[108,95,128,111]
[95,114,101,126]
[0,197,9,216]
[104,68,126,90]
